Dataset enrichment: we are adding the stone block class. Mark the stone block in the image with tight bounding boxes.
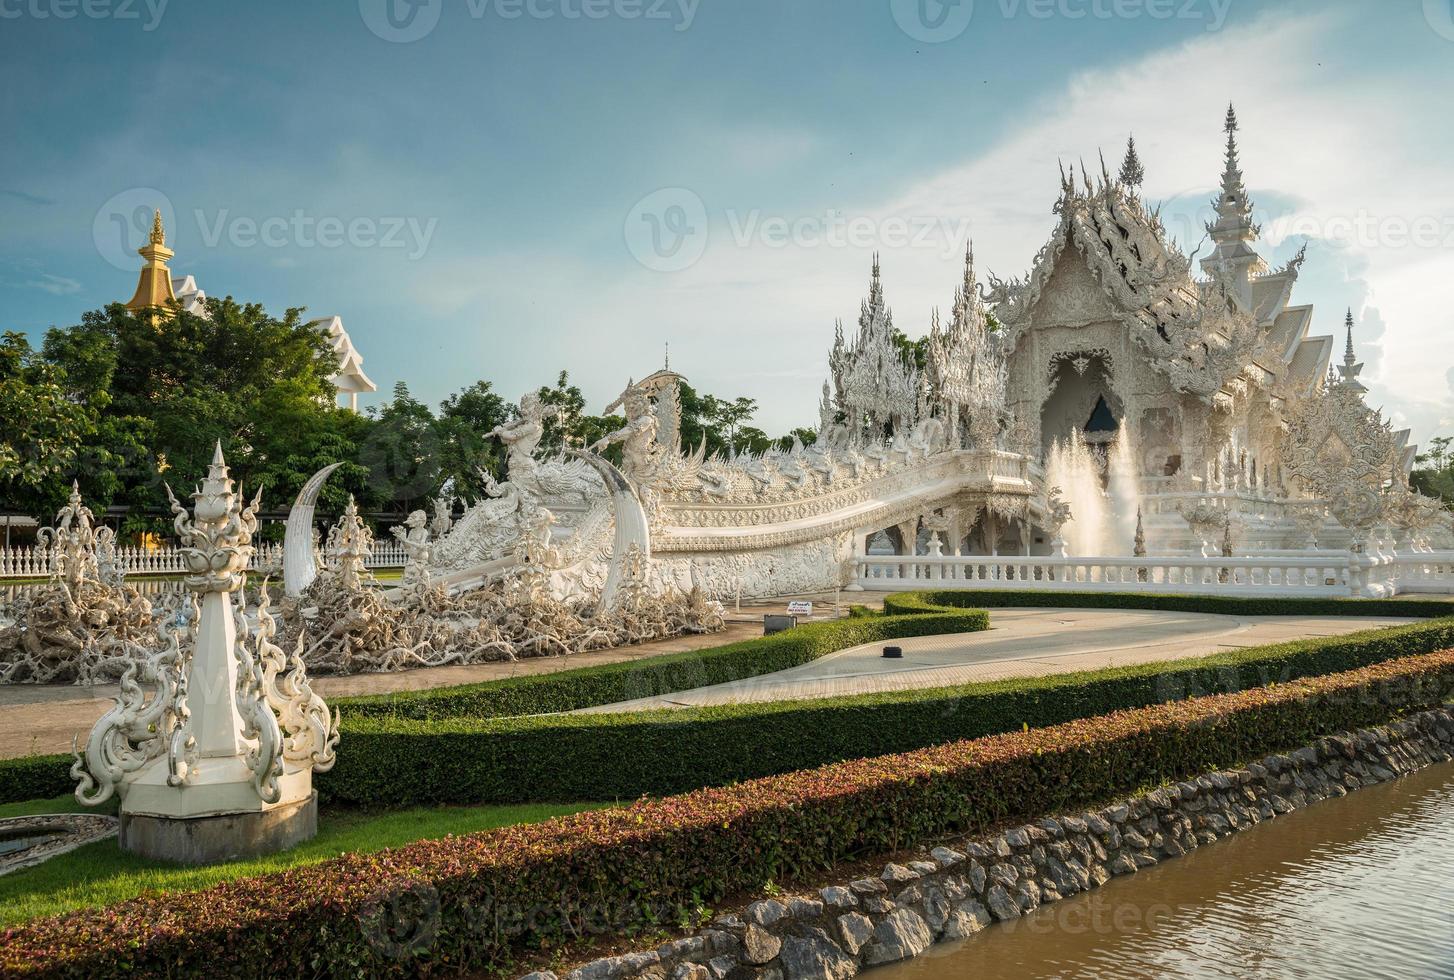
[118,792,316,865]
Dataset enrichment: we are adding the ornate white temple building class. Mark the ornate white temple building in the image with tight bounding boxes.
[299,106,1452,601]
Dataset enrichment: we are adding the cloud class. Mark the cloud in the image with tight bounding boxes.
[0,189,55,206]
[507,3,1452,442]
[28,273,82,296]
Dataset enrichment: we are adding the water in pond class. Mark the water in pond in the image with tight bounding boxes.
[0,831,63,858]
[874,762,1454,979]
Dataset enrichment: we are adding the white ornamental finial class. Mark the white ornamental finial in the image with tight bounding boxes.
[74,443,338,863]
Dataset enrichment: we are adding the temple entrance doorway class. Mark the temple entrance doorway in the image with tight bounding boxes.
[1040,351,1123,462]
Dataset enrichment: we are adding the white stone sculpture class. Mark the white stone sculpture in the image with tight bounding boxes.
[71,444,338,863]
[325,495,374,591]
[391,510,433,588]
[0,484,156,684]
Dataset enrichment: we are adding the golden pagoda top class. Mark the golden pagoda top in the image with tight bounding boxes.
[125,209,178,315]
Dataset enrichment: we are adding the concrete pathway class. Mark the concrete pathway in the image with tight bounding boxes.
[578,608,1419,713]
[0,596,863,760]
[0,601,1415,758]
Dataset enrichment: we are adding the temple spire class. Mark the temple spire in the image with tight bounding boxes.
[1338,308,1367,393]
[125,207,178,319]
[1200,103,1263,310]
[1212,104,1256,233]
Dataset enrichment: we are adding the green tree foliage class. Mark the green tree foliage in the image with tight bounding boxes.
[436,381,510,497]
[1412,435,1454,506]
[4,301,816,522]
[0,332,95,514]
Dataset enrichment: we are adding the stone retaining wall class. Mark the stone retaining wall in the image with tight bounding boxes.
[520,705,1454,980]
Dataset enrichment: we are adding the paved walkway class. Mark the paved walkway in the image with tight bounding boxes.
[578,608,1418,713]
[1,600,1415,758]
[0,597,862,760]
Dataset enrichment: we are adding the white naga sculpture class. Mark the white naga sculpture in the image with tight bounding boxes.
[72,444,338,862]
[0,484,155,684]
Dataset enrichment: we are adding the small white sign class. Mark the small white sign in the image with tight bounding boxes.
[787,600,813,617]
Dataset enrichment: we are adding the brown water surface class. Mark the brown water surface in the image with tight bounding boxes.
[874,762,1454,979]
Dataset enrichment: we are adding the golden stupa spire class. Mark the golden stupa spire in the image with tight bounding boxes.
[125,208,178,317]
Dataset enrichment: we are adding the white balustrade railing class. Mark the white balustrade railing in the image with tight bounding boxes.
[0,539,410,580]
[854,554,1356,596]
[1388,551,1454,594]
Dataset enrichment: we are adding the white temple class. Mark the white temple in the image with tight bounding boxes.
[380,105,1447,604]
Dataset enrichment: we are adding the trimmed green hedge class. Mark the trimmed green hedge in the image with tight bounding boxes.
[884,589,1454,618]
[0,610,988,806]
[7,592,1450,809]
[320,614,1454,806]
[0,754,73,805]
[341,609,991,720]
[7,650,1454,978]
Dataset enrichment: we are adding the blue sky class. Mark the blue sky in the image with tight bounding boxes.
[3,0,1453,440]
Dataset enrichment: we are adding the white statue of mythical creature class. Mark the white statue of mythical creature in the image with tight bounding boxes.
[776,451,809,489]
[697,462,735,498]
[805,445,836,481]
[905,417,945,459]
[489,392,599,501]
[431,484,455,538]
[862,440,890,470]
[391,510,433,588]
[590,383,661,482]
[744,454,776,493]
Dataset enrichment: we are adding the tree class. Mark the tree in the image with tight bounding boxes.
[436,380,509,499]
[363,381,440,515]
[703,396,758,455]
[1412,435,1454,507]
[0,332,95,514]
[890,329,928,373]
[1119,135,1145,189]
[777,427,818,452]
[40,299,347,513]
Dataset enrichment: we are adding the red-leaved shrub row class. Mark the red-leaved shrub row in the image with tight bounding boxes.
[7,649,1454,979]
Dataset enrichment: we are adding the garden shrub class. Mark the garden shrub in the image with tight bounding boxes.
[6,649,1454,978]
[341,609,990,721]
[883,589,1454,619]
[319,615,1454,806]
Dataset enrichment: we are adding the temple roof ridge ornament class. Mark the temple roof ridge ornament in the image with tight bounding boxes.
[1337,308,1368,393]
[823,255,918,438]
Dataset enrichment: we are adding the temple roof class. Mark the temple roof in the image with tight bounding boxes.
[1288,333,1334,387]
[309,315,378,397]
[982,109,1339,404]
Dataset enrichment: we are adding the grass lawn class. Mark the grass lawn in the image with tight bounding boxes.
[0,795,596,927]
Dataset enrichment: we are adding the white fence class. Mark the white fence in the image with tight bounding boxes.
[853,552,1454,598]
[0,540,410,580]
